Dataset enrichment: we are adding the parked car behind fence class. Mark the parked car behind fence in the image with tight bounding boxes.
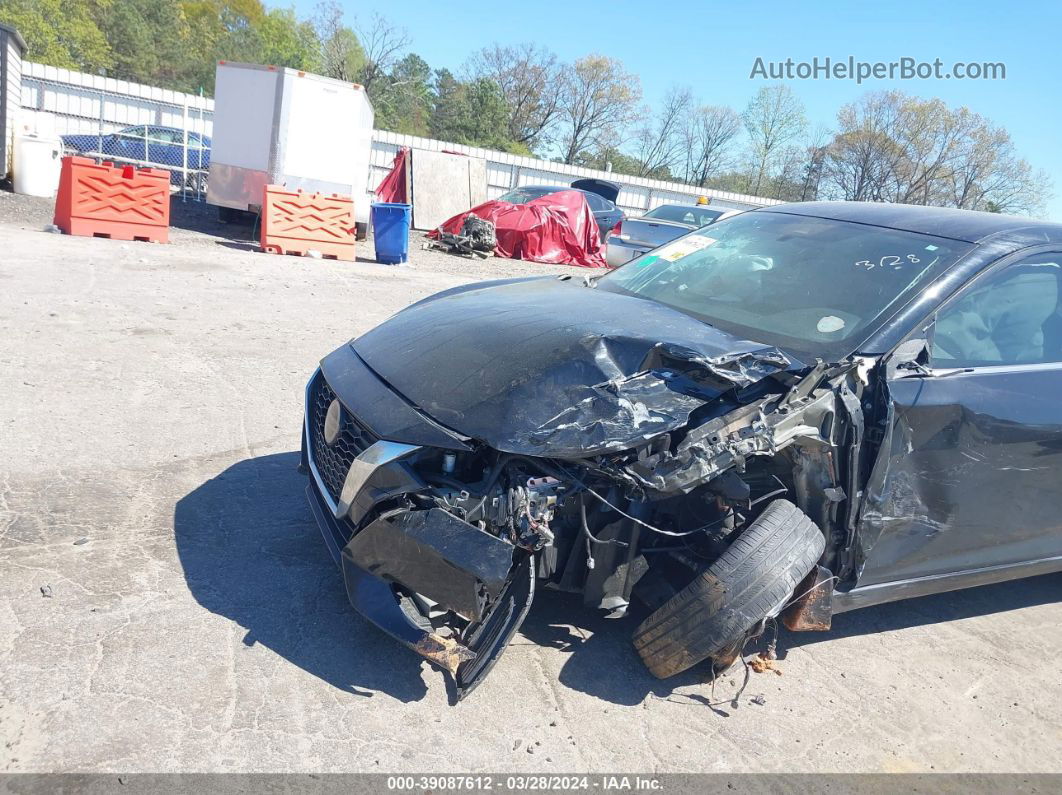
[61,125,210,193]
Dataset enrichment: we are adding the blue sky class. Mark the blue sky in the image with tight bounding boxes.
[290,0,1061,219]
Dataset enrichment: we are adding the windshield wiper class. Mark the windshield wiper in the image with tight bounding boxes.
[897,361,974,378]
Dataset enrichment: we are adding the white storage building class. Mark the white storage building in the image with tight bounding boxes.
[0,23,26,180]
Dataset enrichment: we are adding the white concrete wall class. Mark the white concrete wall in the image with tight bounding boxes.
[20,62,781,214]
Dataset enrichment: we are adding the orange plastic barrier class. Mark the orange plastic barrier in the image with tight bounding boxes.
[53,156,170,243]
[260,186,355,261]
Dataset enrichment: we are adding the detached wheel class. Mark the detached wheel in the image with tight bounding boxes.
[633,499,825,679]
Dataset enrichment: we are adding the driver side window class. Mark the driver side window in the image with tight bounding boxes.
[932,253,1062,367]
[583,193,607,211]
[118,125,147,141]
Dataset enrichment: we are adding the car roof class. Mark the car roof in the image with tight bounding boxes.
[647,203,722,212]
[518,185,587,194]
[123,124,209,138]
[516,185,606,198]
[760,201,1062,247]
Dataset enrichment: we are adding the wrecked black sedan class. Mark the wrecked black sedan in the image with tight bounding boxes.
[301,201,1062,698]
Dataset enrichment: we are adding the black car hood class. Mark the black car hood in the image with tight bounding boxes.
[570,178,621,203]
[351,277,799,457]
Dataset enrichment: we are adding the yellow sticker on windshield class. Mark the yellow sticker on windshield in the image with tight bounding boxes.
[656,236,716,262]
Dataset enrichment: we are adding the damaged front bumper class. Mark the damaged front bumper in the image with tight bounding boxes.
[301,368,534,699]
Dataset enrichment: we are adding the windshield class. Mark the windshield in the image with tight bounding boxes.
[600,211,972,361]
[644,205,723,227]
[498,187,557,205]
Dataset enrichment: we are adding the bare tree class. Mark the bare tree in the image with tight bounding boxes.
[466,43,561,151]
[681,104,742,186]
[890,97,974,205]
[945,113,1049,214]
[314,0,364,82]
[557,55,642,165]
[823,91,905,202]
[821,90,1052,215]
[631,87,692,177]
[742,84,807,195]
[355,12,410,93]
[777,125,833,202]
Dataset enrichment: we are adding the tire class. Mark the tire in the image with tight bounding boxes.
[632,499,825,679]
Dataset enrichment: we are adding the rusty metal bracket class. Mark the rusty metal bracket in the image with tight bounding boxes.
[781,565,834,631]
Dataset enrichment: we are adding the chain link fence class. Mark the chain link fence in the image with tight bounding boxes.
[21,72,213,201]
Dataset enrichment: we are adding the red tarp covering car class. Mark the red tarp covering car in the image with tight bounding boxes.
[430,190,606,268]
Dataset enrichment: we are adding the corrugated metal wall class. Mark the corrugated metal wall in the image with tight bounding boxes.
[20,62,781,214]
[371,130,781,214]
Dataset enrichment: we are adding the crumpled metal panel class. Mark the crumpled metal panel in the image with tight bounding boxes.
[856,366,1062,588]
[625,390,835,495]
[526,370,707,454]
[352,276,798,458]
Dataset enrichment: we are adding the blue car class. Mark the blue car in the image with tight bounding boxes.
[61,125,211,188]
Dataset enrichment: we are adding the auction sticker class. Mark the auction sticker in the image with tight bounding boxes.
[655,235,716,262]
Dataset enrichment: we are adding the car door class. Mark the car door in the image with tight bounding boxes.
[582,192,620,240]
[146,127,180,166]
[600,200,624,237]
[110,125,147,162]
[857,250,1062,588]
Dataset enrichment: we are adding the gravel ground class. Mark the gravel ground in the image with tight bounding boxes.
[1,189,1060,775]
[0,190,603,280]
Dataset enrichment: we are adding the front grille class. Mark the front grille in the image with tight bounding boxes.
[308,371,377,504]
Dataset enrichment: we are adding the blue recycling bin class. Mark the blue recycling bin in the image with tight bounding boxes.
[371,202,412,264]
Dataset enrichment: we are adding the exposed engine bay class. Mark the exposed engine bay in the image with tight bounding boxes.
[305,351,870,699]
[408,361,851,608]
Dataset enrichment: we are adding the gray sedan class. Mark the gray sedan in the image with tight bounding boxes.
[606,203,739,267]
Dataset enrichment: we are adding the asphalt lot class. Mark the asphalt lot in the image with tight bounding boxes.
[1,192,1060,774]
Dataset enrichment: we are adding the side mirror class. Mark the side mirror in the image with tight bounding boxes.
[887,337,931,379]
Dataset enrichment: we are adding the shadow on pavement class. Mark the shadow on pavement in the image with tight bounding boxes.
[778,571,1061,656]
[168,196,258,239]
[519,591,713,708]
[173,451,430,703]
[522,571,1060,709]
[174,451,1060,708]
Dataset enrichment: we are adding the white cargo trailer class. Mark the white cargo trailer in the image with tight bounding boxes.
[207,61,375,233]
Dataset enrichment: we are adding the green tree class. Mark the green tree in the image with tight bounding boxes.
[100,0,193,87]
[429,68,462,139]
[255,8,319,70]
[429,72,517,151]
[179,0,267,91]
[373,53,432,136]
[0,0,112,72]
[466,43,561,153]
